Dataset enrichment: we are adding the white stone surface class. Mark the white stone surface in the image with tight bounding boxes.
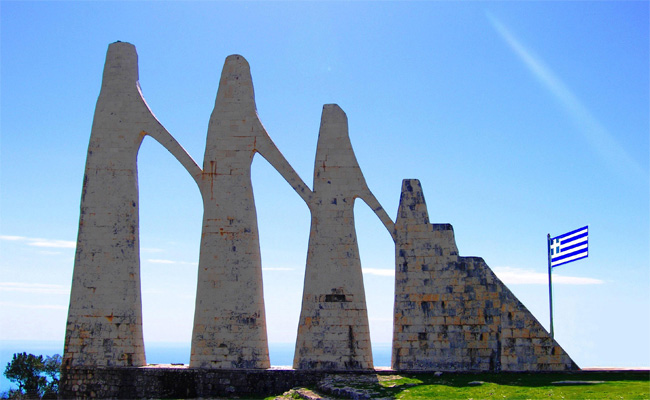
[294,105,393,370]
[65,42,575,374]
[64,42,200,368]
[190,55,312,369]
[65,44,312,370]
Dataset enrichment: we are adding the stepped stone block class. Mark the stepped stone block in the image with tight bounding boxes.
[392,179,578,371]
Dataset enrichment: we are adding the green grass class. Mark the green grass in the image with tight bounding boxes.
[387,372,650,400]
[268,371,650,400]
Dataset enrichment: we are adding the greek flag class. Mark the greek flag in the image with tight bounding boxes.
[550,226,588,268]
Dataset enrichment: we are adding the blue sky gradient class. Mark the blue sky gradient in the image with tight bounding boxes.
[1,1,648,371]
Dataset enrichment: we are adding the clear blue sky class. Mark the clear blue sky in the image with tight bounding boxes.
[1,1,648,369]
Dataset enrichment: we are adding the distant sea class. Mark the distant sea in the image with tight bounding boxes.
[0,340,391,393]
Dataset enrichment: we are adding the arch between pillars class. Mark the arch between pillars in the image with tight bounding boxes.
[136,134,203,363]
[352,195,398,367]
[250,153,312,365]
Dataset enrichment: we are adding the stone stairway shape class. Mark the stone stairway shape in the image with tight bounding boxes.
[392,179,578,371]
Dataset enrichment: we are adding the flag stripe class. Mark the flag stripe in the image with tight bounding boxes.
[561,231,588,245]
[551,255,587,267]
[560,239,588,252]
[551,254,588,268]
[552,246,588,263]
[554,225,588,240]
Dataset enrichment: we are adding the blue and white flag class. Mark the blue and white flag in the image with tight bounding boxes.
[550,226,588,268]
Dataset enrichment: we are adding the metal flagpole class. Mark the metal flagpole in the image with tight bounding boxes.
[547,233,554,339]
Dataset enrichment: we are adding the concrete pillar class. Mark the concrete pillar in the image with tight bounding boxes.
[191,55,312,369]
[293,105,375,370]
[63,41,202,369]
[63,42,149,368]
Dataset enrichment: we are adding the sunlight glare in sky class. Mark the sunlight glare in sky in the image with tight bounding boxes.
[486,11,646,184]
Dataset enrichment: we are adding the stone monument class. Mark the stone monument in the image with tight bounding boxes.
[190,55,311,369]
[392,179,577,371]
[63,42,201,368]
[293,104,394,370]
[62,41,577,398]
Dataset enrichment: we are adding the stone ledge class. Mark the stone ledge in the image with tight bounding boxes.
[60,366,650,399]
[60,366,402,399]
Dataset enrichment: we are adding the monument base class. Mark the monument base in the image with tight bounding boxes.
[60,365,330,399]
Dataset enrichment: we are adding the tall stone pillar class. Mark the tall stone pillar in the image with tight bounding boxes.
[190,55,311,369]
[63,41,201,370]
[293,105,375,370]
[63,42,149,368]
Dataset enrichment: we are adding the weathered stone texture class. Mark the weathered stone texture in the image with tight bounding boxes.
[392,179,578,371]
[64,41,580,382]
[65,43,312,372]
[294,105,392,370]
[59,366,328,399]
[191,55,312,369]
[64,42,202,368]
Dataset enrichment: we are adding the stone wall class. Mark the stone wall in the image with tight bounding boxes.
[392,179,578,371]
[60,366,327,399]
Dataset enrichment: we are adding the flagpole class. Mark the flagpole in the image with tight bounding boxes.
[547,233,554,339]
